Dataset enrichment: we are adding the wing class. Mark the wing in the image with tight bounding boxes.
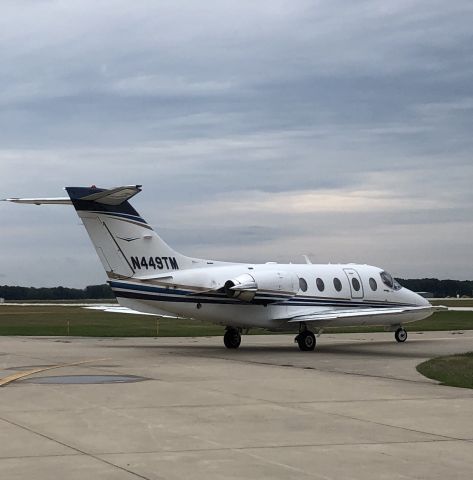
[286,305,446,323]
[83,305,181,318]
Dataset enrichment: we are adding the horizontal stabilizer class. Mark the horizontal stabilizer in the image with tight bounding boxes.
[3,197,71,205]
[78,185,142,205]
[3,185,142,207]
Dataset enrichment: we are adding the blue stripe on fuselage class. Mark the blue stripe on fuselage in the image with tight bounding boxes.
[109,281,415,308]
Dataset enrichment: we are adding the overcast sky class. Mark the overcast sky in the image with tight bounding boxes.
[1,0,472,287]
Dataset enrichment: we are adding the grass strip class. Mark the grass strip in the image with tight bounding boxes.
[0,306,472,337]
[417,352,473,389]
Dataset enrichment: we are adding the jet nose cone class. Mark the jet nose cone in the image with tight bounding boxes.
[408,289,431,306]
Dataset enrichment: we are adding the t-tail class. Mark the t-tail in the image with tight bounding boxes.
[6,185,205,280]
[66,185,204,279]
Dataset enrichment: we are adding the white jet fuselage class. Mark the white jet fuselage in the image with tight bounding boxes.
[112,262,431,331]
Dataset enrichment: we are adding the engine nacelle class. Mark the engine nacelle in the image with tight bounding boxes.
[224,270,299,302]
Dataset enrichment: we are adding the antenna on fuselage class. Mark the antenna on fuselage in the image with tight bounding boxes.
[303,255,313,265]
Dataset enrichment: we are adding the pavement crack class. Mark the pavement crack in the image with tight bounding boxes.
[0,416,157,480]
[302,408,471,444]
[87,438,460,456]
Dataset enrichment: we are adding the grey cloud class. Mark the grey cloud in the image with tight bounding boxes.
[1,0,472,286]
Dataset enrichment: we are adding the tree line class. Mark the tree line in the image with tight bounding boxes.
[397,278,473,298]
[0,284,114,301]
[0,279,472,300]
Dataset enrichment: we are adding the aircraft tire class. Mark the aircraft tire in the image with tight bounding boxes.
[224,328,241,349]
[297,331,316,351]
[394,327,407,343]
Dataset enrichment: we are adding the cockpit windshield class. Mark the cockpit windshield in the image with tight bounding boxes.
[380,271,402,291]
[393,279,402,290]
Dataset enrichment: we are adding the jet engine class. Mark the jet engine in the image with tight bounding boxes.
[223,271,299,302]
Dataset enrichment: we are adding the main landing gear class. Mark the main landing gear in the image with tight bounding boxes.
[394,327,408,343]
[223,327,241,349]
[295,328,316,351]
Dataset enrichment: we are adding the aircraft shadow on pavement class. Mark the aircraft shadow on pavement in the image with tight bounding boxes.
[104,339,437,359]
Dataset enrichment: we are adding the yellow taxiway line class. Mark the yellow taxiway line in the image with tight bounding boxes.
[0,358,111,387]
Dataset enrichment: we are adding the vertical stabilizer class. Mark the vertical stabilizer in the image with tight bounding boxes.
[65,185,199,278]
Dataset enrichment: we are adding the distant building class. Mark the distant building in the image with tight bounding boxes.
[0,297,4,304]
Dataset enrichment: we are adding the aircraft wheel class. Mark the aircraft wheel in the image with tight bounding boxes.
[394,327,407,343]
[296,330,316,351]
[224,328,241,349]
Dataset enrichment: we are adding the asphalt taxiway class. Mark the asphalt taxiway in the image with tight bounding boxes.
[0,331,472,479]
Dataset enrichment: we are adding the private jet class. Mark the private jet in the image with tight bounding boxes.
[5,185,442,351]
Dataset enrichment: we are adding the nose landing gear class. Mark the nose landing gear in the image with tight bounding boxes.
[394,327,408,343]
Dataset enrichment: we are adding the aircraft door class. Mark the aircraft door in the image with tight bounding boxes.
[343,268,364,299]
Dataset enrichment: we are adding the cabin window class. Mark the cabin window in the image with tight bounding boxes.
[333,277,342,292]
[351,277,361,292]
[299,277,308,292]
[369,277,378,291]
[316,278,325,292]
